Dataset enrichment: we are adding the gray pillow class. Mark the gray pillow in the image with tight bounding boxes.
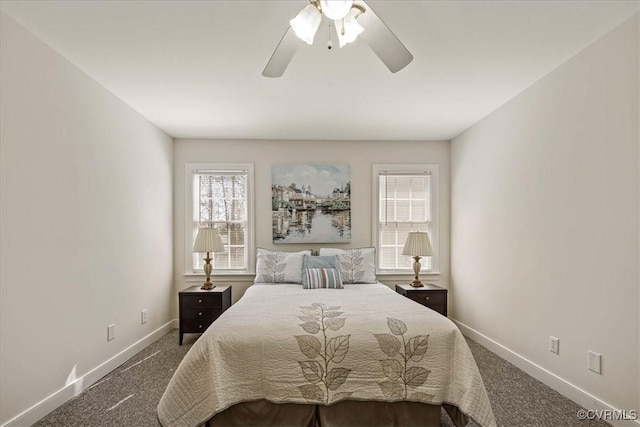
[302,255,339,269]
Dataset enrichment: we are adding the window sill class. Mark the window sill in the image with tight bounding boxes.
[376,271,441,276]
[184,272,256,284]
[375,271,441,285]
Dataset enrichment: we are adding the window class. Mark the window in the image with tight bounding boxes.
[186,164,254,274]
[372,164,439,274]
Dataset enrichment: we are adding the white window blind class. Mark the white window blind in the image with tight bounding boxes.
[374,165,438,273]
[192,169,249,271]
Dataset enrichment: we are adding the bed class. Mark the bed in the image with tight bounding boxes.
[157,283,496,427]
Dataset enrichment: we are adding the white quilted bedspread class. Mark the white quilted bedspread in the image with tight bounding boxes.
[157,284,496,427]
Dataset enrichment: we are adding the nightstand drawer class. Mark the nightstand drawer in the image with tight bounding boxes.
[181,318,214,333]
[181,295,221,308]
[406,291,446,305]
[181,306,218,320]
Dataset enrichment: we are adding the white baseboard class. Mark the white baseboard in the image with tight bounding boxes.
[452,319,640,427]
[2,319,179,427]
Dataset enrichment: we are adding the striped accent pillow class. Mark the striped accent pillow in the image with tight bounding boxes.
[302,268,343,289]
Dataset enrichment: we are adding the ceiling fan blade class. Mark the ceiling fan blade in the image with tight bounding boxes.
[263,26,300,78]
[356,1,413,73]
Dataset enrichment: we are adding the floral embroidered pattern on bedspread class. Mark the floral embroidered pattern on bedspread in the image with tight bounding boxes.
[375,318,434,401]
[295,303,353,404]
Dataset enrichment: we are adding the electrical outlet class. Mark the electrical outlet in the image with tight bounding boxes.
[107,324,115,341]
[141,309,148,324]
[588,351,601,374]
[549,336,559,354]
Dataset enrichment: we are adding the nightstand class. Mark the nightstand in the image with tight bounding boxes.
[395,283,448,316]
[179,285,231,345]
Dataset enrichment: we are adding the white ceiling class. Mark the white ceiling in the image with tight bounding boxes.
[1,1,638,141]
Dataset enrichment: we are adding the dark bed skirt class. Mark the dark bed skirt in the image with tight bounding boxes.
[205,399,468,427]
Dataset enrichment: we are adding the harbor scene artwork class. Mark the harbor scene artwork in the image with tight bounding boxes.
[272,164,351,243]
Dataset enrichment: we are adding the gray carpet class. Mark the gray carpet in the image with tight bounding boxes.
[33,329,610,427]
[455,340,609,427]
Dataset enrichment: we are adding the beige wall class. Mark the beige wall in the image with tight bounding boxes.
[451,14,639,412]
[0,13,173,425]
[3,4,637,423]
[173,139,450,310]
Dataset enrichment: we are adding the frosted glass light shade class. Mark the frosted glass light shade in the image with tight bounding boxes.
[193,227,225,253]
[290,4,322,45]
[335,8,364,47]
[320,0,353,20]
[402,231,433,256]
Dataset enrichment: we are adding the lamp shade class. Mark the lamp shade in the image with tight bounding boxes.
[402,231,433,257]
[320,0,353,20]
[335,7,364,48]
[193,227,225,253]
[290,4,322,45]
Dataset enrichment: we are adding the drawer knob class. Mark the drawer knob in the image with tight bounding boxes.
[198,299,203,303]
[199,312,203,316]
[199,324,203,329]
[425,296,430,301]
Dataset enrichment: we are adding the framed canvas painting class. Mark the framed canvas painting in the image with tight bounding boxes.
[272,164,351,243]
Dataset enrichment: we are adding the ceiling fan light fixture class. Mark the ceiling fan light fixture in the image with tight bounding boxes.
[290,4,322,45]
[264,0,413,77]
[320,0,353,20]
[335,7,364,47]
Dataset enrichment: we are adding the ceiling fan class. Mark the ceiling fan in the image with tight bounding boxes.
[263,0,413,78]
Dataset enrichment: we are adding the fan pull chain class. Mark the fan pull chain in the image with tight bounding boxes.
[327,23,333,50]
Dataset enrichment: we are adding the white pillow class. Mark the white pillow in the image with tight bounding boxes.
[254,248,312,284]
[318,247,377,284]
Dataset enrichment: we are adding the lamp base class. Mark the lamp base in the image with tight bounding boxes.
[410,255,424,287]
[201,253,215,290]
[201,281,216,290]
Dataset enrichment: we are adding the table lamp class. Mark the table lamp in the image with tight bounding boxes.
[402,231,433,287]
[192,226,225,290]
